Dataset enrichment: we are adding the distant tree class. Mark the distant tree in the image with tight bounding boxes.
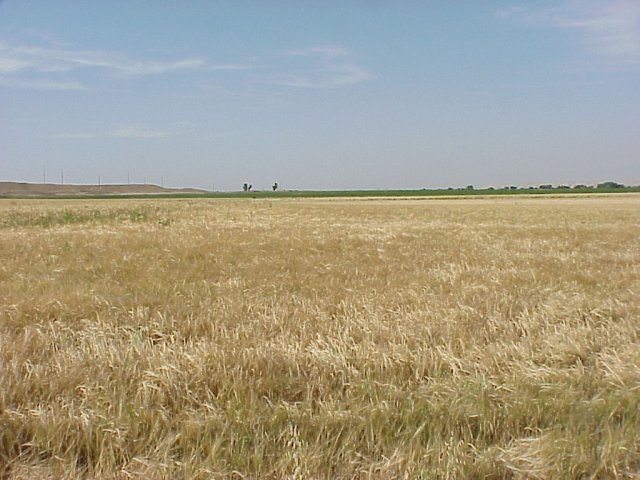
[248,184,252,191]
[597,181,624,189]
[243,183,248,192]
[557,185,570,189]
[466,185,474,190]
[573,184,587,189]
[539,184,553,190]
[509,186,518,190]
[272,182,278,191]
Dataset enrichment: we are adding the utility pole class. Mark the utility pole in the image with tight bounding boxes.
[43,166,46,184]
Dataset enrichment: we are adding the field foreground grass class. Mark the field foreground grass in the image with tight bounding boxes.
[1,195,639,478]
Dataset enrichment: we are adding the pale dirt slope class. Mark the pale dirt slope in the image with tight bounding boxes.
[0,182,206,196]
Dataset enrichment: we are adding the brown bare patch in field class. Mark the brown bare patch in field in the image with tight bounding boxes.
[1,195,639,478]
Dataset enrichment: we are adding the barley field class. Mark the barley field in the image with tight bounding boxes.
[1,195,639,479]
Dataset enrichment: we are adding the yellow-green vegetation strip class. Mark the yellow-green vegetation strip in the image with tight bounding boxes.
[0,204,169,228]
[0,196,639,478]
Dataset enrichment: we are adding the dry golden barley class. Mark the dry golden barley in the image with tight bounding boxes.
[0,194,639,478]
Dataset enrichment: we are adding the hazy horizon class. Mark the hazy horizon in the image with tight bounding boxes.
[2,179,637,193]
[2,1,639,191]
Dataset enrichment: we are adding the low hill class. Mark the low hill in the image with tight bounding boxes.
[0,182,207,197]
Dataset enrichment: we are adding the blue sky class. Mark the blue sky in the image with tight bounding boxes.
[1,1,639,190]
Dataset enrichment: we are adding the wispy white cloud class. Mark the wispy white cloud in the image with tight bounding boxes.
[0,57,33,73]
[0,39,259,91]
[206,64,258,72]
[0,41,209,76]
[501,0,640,65]
[287,45,352,57]
[273,64,372,88]
[110,126,171,138]
[272,44,372,88]
[0,38,370,91]
[45,125,174,139]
